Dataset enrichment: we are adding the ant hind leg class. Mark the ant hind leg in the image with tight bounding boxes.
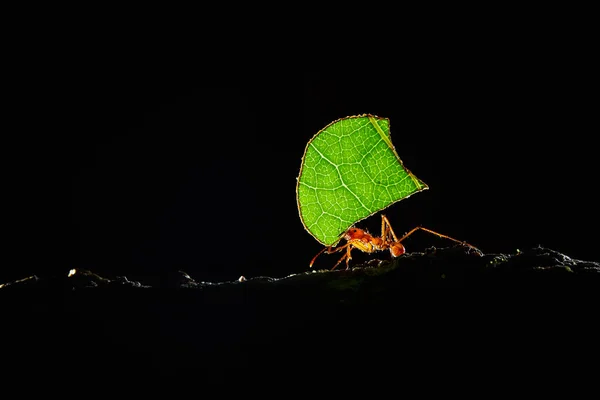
[381,214,399,243]
[398,226,479,252]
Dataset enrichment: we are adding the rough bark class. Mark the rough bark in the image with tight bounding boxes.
[2,246,599,391]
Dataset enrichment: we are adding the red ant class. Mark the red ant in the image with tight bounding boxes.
[310,214,478,271]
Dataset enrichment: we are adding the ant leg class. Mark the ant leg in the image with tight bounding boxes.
[398,226,477,249]
[309,243,349,268]
[381,214,399,243]
[309,247,329,268]
[331,245,354,271]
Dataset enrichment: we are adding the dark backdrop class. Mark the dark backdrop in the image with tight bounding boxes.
[6,41,596,285]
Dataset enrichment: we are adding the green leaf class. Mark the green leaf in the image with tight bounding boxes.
[296,114,428,246]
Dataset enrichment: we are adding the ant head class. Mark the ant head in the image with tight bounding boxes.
[344,227,365,240]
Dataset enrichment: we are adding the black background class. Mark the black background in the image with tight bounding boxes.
[6,30,597,286]
[3,15,598,393]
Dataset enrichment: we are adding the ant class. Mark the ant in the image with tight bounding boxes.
[310,214,478,271]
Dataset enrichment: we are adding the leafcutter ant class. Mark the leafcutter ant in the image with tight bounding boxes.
[309,214,478,270]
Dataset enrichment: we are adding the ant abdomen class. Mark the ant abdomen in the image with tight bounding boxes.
[390,243,405,257]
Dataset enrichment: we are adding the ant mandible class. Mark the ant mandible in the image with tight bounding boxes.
[310,214,477,271]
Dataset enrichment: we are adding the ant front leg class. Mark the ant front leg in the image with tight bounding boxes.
[331,244,355,271]
[309,243,352,270]
[309,242,356,271]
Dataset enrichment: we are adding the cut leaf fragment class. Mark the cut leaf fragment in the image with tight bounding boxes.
[296,114,428,246]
